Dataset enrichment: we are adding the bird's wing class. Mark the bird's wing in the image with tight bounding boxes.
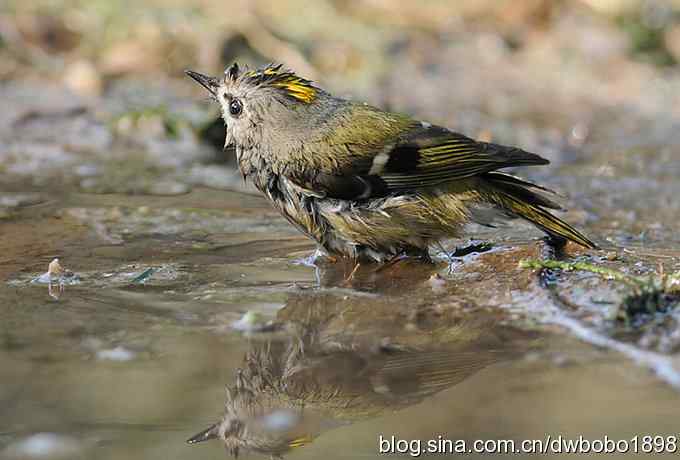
[374,126,549,190]
[288,108,549,201]
[373,349,504,400]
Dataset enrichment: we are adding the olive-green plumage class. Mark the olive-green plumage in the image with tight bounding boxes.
[186,63,597,262]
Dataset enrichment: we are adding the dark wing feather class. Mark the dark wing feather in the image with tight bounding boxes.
[481,172,563,210]
[288,114,549,201]
[378,126,548,191]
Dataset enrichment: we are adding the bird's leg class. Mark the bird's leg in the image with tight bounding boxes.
[375,249,432,273]
[537,235,567,287]
[541,235,567,259]
[438,241,493,273]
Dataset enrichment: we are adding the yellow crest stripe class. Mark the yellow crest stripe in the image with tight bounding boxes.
[245,64,317,103]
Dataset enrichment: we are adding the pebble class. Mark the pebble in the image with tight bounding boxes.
[63,60,102,97]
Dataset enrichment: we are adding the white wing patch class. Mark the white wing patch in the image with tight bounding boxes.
[368,144,394,175]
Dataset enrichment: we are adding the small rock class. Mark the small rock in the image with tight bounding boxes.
[63,60,102,97]
[604,251,618,261]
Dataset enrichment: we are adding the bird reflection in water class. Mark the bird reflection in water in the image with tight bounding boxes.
[187,285,533,458]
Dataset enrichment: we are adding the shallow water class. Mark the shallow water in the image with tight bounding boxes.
[1,183,680,459]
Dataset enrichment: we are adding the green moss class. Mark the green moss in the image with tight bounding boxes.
[520,259,680,325]
[619,278,678,324]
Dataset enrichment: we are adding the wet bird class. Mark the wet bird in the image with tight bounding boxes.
[186,63,596,263]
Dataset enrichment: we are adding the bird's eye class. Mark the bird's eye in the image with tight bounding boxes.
[229,98,243,117]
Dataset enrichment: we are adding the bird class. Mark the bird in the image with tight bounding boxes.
[185,63,597,263]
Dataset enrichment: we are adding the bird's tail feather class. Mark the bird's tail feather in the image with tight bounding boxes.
[482,172,597,249]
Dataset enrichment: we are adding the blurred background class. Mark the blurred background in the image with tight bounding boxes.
[3,1,680,460]
[3,0,680,149]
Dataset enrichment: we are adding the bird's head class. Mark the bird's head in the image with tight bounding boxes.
[186,379,314,459]
[187,414,247,458]
[185,63,324,152]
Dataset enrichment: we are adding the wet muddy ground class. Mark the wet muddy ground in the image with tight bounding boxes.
[3,1,680,458]
[2,183,680,459]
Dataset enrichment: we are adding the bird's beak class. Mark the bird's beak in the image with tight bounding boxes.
[186,423,219,444]
[185,69,219,98]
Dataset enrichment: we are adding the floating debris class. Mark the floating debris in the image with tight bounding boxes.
[30,258,80,299]
[48,258,63,277]
[130,267,155,284]
[31,258,80,284]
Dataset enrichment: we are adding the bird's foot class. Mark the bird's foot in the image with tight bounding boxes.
[375,250,433,273]
[296,249,337,267]
[448,241,494,258]
[436,241,493,274]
